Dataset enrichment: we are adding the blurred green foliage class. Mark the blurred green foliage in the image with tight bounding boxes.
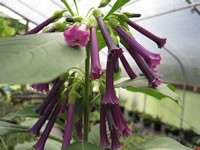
[0,17,26,38]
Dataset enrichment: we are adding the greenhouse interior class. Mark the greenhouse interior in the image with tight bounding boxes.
[0,0,200,150]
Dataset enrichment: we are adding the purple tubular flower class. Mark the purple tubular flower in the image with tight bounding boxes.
[89,26,104,79]
[31,83,49,92]
[124,44,161,87]
[110,129,122,150]
[35,79,64,115]
[120,55,137,79]
[128,21,167,48]
[24,17,54,35]
[102,59,119,104]
[62,104,74,149]
[112,104,132,137]
[64,24,89,47]
[29,94,59,136]
[99,104,110,147]
[97,16,123,60]
[115,26,161,68]
[33,103,61,150]
[76,117,83,140]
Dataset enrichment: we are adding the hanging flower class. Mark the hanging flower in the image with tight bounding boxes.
[127,21,167,48]
[120,55,137,79]
[62,104,74,149]
[115,26,161,68]
[64,24,89,47]
[33,103,61,150]
[96,16,123,60]
[99,104,110,147]
[89,26,104,79]
[102,59,119,104]
[76,117,83,140]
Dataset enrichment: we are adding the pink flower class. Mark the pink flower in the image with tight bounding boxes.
[64,24,89,47]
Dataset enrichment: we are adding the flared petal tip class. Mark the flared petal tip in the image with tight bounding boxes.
[108,48,123,60]
[150,78,161,88]
[157,38,167,48]
[112,142,122,150]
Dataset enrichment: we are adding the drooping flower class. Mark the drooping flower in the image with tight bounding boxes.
[102,59,119,104]
[120,55,137,79]
[89,26,104,79]
[29,94,59,136]
[62,104,74,149]
[123,43,161,87]
[115,26,161,68]
[31,83,49,92]
[35,79,64,115]
[33,103,61,150]
[96,16,123,60]
[99,104,110,147]
[127,21,167,48]
[110,129,122,150]
[64,24,89,47]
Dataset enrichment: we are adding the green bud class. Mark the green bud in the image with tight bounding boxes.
[123,12,141,18]
[114,13,130,22]
[52,10,67,20]
[93,9,103,18]
[74,16,83,22]
[53,22,66,31]
[42,26,52,32]
[98,0,111,8]
[88,17,98,27]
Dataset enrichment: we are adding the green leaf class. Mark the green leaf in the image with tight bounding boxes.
[115,76,180,103]
[63,141,104,150]
[0,33,85,84]
[135,137,193,150]
[0,121,28,136]
[104,0,130,19]
[15,138,62,150]
[88,124,100,145]
[3,106,39,120]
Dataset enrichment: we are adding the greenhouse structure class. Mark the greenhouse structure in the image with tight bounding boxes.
[0,0,200,150]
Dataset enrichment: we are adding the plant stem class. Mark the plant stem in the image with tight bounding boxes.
[61,0,75,16]
[73,0,79,15]
[83,43,90,141]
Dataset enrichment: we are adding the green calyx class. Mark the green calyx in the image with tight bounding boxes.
[98,0,111,8]
[88,17,98,27]
[74,16,83,22]
[108,17,120,28]
[93,9,104,18]
[53,22,67,31]
[52,10,67,20]
[113,13,130,23]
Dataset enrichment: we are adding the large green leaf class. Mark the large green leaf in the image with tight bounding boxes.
[63,141,104,150]
[15,139,62,150]
[0,33,85,84]
[135,137,192,150]
[104,0,130,19]
[0,121,28,136]
[115,76,180,103]
[3,105,39,120]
